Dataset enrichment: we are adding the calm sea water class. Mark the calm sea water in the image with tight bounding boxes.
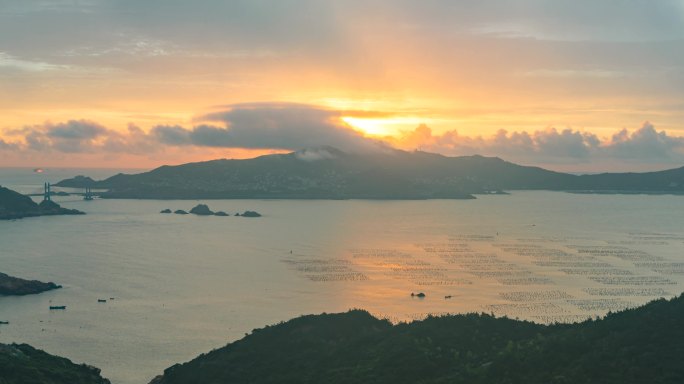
[1,168,684,384]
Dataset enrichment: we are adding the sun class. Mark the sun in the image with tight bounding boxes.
[341,117,393,136]
[341,116,432,137]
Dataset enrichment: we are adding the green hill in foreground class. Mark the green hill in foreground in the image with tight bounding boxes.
[0,344,110,384]
[152,295,684,384]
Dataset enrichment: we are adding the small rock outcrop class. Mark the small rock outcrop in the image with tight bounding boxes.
[0,272,61,296]
[37,200,83,216]
[163,208,258,217]
[189,204,214,216]
[240,211,262,218]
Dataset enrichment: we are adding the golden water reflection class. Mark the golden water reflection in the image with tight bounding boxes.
[282,231,684,324]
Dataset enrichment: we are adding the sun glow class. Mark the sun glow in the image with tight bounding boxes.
[341,116,435,137]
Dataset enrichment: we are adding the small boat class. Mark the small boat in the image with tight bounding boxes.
[98,299,107,303]
[33,168,44,173]
[49,305,66,310]
[0,321,9,325]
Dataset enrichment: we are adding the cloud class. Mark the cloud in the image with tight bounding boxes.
[0,103,386,159]
[524,69,626,79]
[533,128,600,158]
[294,147,339,162]
[154,102,384,152]
[151,125,191,146]
[2,103,684,171]
[390,122,684,165]
[0,52,71,72]
[31,120,108,153]
[3,119,157,155]
[0,138,19,151]
[100,124,159,155]
[608,122,684,160]
[46,119,107,139]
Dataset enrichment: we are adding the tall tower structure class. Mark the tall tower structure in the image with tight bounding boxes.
[43,182,51,201]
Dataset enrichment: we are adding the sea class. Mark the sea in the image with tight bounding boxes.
[1,168,683,384]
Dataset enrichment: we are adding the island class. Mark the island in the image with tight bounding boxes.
[52,175,96,188]
[164,204,259,217]
[0,343,110,384]
[55,147,684,200]
[240,210,261,217]
[0,272,61,296]
[150,294,684,384]
[0,186,85,220]
[189,204,214,215]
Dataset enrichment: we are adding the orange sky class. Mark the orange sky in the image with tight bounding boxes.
[1,1,683,171]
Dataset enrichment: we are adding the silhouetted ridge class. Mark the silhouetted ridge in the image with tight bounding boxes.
[151,295,684,384]
[54,148,684,199]
[0,343,110,384]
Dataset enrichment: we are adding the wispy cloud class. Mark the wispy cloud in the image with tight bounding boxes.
[524,69,627,78]
[0,52,71,72]
[5,120,157,154]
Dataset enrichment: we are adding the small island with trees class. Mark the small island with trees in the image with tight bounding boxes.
[0,185,84,220]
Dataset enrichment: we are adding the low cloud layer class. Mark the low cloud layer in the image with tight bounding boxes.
[2,103,684,171]
[152,102,381,152]
[388,122,684,166]
[6,120,157,155]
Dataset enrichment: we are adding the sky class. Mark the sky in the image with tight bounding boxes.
[1,0,684,171]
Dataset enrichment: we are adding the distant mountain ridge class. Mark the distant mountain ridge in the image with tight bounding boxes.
[55,147,684,199]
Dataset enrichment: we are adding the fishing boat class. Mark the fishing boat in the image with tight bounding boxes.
[0,321,9,324]
[49,305,66,310]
